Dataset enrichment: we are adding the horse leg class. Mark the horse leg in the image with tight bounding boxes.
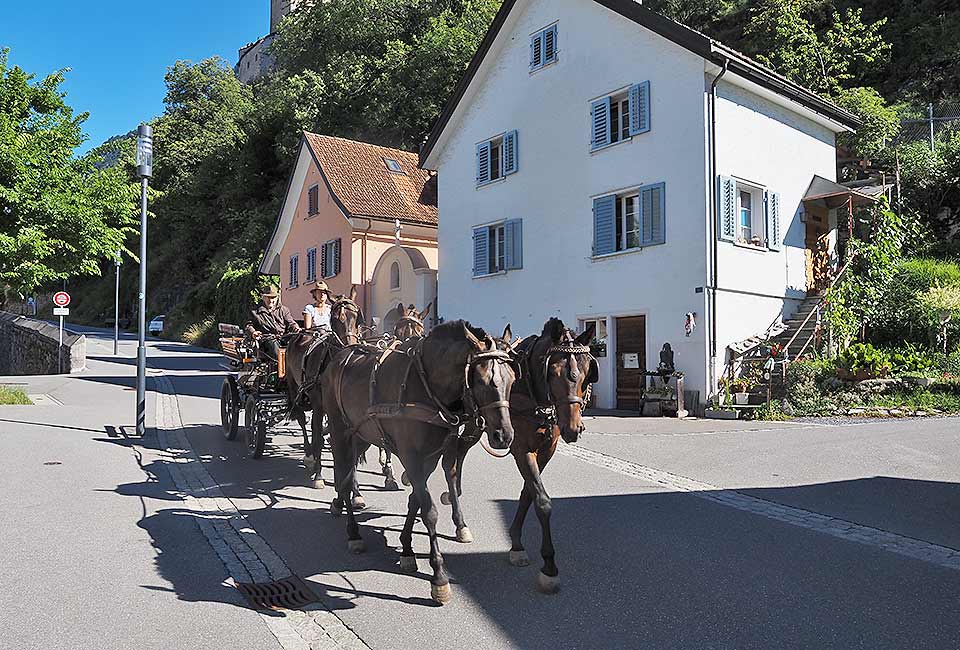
[508,479,534,567]
[380,448,400,491]
[441,435,471,543]
[398,491,420,572]
[408,457,451,604]
[525,443,560,594]
[309,411,325,489]
[333,436,364,552]
[296,409,311,461]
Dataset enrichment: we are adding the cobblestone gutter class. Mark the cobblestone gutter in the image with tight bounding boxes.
[154,375,371,650]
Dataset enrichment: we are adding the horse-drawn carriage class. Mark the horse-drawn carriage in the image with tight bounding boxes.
[218,323,299,458]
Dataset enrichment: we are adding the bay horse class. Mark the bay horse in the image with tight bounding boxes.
[321,320,517,604]
[284,287,364,492]
[440,318,598,593]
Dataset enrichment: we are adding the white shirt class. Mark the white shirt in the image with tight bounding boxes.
[303,303,331,328]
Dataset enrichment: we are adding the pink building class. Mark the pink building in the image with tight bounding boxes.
[259,133,438,331]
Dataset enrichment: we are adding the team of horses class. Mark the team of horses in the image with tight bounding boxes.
[280,290,598,605]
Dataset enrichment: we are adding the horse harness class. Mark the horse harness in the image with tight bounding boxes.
[332,336,516,454]
[511,333,594,434]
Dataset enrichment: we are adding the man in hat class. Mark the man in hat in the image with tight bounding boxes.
[303,281,332,330]
[245,285,300,363]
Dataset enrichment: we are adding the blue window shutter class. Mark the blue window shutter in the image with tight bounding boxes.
[529,32,543,69]
[591,97,611,150]
[333,238,342,275]
[718,176,737,242]
[476,141,491,185]
[502,130,518,175]
[641,183,666,246]
[766,190,782,251]
[629,81,651,136]
[320,243,328,277]
[473,227,489,276]
[504,219,523,269]
[544,25,558,63]
[593,195,616,256]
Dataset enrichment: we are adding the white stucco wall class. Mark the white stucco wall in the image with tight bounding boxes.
[432,0,710,407]
[712,78,839,380]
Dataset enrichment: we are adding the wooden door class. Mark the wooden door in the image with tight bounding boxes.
[805,205,831,294]
[615,316,646,411]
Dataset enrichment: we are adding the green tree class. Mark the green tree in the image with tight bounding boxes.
[0,50,137,296]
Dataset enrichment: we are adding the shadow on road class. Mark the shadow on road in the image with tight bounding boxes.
[96,426,960,649]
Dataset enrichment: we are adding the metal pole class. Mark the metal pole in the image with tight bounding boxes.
[58,315,63,374]
[136,177,148,436]
[929,102,935,152]
[114,252,120,356]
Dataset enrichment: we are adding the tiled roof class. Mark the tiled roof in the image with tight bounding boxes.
[304,133,437,226]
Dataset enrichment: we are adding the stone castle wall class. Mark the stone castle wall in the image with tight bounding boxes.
[0,312,86,375]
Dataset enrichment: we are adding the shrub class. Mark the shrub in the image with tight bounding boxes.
[0,387,31,405]
[872,257,960,346]
[836,343,892,380]
[887,342,935,375]
[785,359,836,415]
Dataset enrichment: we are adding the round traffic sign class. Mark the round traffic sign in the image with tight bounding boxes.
[53,291,71,307]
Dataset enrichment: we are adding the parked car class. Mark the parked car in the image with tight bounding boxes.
[148,314,166,335]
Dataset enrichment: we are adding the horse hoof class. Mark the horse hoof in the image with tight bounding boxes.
[431,583,453,605]
[351,495,366,510]
[440,491,451,506]
[455,527,474,544]
[330,500,342,517]
[399,555,418,572]
[509,550,530,567]
[384,478,401,491]
[536,572,560,594]
[401,471,411,486]
[348,539,366,554]
[311,477,325,490]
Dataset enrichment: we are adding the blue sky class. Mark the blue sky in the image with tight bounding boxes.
[2,0,267,153]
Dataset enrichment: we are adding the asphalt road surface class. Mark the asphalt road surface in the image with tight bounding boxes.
[2,325,959,649]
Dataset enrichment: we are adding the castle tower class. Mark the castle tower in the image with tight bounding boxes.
[271,0,301,32]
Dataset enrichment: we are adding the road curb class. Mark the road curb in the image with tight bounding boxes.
[153,375,371,650]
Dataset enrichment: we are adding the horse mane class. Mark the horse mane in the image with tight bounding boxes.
[429,319,491,348]
[541,317,568,343]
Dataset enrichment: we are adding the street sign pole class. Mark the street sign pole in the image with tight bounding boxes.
[58,315,63,374]
[114,252,120,356]
[52,292,71,373]
[135,124,153,437]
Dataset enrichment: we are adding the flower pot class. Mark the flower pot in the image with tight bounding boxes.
[705,408,739,420]
[735,392,750,405]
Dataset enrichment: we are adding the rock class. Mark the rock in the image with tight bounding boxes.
[848,408,865,415]
[915,411,927,417]
[857,378,901,394]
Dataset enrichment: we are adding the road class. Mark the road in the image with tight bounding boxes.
[2,325,959,649]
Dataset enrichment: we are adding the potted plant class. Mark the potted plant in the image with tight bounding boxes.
[730,377,752,405]
[704,378,739,419]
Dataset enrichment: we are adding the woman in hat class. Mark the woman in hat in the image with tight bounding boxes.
[303,282,332,330]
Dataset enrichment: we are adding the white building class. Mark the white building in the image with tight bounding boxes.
[419,0,860,410]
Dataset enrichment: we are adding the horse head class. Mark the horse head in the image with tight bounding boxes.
[330,285,364,345]
[532,318,598,443]
[422,320,516,450]
[394,300,431,339]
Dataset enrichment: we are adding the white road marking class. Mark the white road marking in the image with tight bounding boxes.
[558,442,960,572]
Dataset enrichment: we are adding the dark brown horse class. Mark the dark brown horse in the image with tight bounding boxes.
[284,287,365,490]
[321,320,517,604]
[440,318,598,593]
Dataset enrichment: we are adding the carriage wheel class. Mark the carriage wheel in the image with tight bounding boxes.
[220,377,240,440]
[245,396,267,458]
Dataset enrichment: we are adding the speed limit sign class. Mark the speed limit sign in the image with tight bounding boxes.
[53,291,71,307]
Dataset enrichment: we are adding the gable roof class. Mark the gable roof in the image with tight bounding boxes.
[419,0,861,166]
[304,133,437,226]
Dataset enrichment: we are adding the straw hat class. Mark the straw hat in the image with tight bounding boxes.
[260,284,280,297]
[310,281,330,298]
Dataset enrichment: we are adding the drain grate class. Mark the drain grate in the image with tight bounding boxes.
[234,576,318,610]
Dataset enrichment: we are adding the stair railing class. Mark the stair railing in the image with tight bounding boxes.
[783,253,856,362]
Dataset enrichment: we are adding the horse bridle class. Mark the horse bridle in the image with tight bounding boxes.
[330,298,363,345]
[515,333,595,426]
[395,314,425,337]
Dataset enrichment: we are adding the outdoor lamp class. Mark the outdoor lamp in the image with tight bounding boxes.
[136,124,153,179]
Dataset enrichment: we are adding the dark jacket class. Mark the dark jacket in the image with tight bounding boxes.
[246,302,300,337]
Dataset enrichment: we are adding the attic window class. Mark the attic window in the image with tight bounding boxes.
[384,158,405,174]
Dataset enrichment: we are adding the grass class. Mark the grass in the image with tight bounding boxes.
[0,387,32,405]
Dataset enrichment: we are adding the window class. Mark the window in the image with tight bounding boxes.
[590,81,651,151]
[592,182,665,256]
[289,254,299,287]
[472,219,523,277]
[320,239,341,278]
[718,176,781,250]
[307,184,319,215]
[384,158,405,174]
[476,130,518,186]
[390,261,401,290]
[530,24,559,71]
[306,247,317,282]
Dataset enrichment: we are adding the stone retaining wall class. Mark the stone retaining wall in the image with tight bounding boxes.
[0,311,86,375]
